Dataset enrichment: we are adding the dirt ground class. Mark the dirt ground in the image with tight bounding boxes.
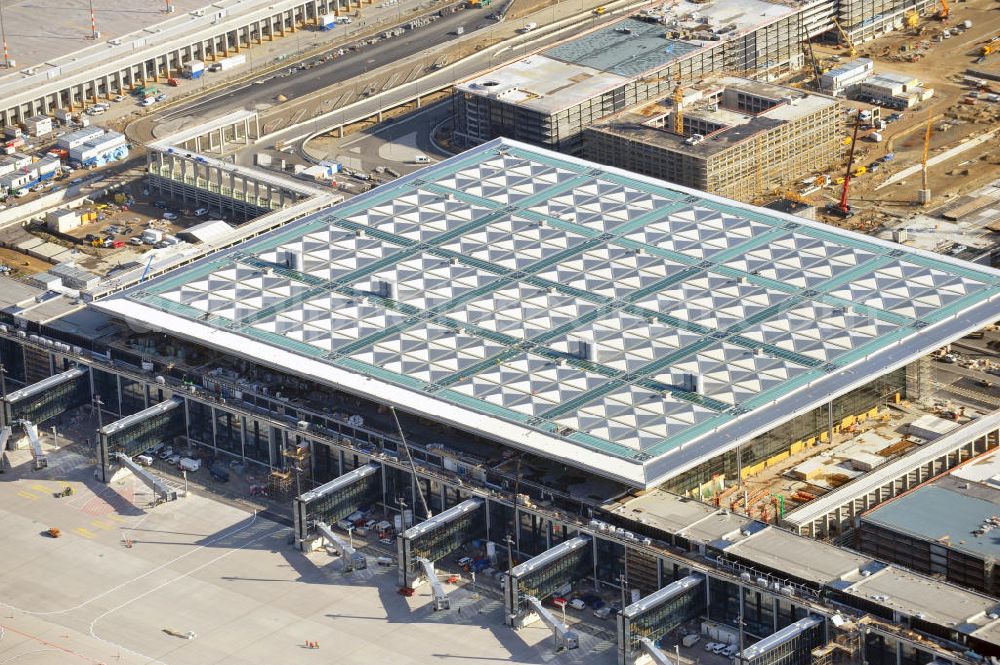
[800,0,1000,228]
[0,247,53,277]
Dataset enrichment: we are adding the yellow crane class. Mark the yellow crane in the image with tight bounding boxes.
[831,18,858,58]
[672,73,684,135]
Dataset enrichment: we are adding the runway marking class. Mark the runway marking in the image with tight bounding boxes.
[0,624,103,664]
[90,520,113,531]
[73,528,95,539]
[31,484,52,493]
[17,491,38,501]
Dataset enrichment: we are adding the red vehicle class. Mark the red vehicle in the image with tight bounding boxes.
[166,77,179,87]
[112,240,125,249]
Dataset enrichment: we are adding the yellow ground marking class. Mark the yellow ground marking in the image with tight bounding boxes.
[30,484,53,493]
[73,528,95,539]
[90,520,113,530]
[17,491,38,500]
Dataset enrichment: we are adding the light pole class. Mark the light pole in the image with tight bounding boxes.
[0,363,6,428]
[397,496,407,528]
[0,0,10,69]
[618,571,628,612]
[51,425,59,450]
[503,533,514,572]
[92,394,104,431]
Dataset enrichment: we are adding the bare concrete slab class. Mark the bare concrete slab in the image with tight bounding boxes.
[0,445,615,665]
[0,0,211,72]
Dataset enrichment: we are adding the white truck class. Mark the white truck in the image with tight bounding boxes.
[209,54,246,72]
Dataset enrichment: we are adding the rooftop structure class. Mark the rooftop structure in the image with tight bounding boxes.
[584,77,841,201]
[92,139,1000,489]
[858,448,1000,597]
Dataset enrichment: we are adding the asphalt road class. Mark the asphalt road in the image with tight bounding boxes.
[160,4,496,122]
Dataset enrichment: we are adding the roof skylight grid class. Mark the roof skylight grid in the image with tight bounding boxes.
[100,139,1000,486]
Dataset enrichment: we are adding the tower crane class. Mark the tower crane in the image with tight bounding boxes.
[826,119,861,218]
[918,109,932,205]
[672,72,684,135]
[391,406,433,520]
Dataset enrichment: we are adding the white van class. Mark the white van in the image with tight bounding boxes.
[178,457,201,472]
[141,97,156,107]
[413,154,430,163]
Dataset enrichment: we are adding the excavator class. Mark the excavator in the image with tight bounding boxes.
[935,0,949,22]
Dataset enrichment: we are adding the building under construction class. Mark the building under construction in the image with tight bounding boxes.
[583,78,841,202]
[454,0,836,154]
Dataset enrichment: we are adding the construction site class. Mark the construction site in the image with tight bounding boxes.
[452,0,1000,241]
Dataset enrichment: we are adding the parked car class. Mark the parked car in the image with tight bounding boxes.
[194,207,209,216]
[569,598,586,611]
[209,464,229,482]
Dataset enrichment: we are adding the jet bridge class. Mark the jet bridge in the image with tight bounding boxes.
[293,463,381,549]
[638,638,675,665]
[315,521,367,572]
[114,452,177,504]
[506,535,592,628]
[398,498,484,588]
[618,574,705,665]
[736,616,825,665]
[416,557,451,610]
[22,421,46,470]
[97,397,185,482]
[524,595,579,651]
[1,366,89,427]
[0,426,8,473]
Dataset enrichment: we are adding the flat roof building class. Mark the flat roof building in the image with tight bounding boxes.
[859,449,1000,597]
[455,0,835,154]
[584,78,841,202]
[91,138,1000,492]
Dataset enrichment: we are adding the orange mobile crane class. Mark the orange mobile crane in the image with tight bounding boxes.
[936,0,949,22]
[826,120,861,218]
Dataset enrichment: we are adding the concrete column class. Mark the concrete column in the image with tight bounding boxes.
[218,128,225,152]
[104,76,113,100]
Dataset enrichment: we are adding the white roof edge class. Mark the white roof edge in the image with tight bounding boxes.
[89,297,649,487]
[783,409,1000,526]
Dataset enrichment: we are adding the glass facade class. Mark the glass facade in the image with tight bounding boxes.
[119,378,146,415]
[741,619,824,665]
[513,539,592,615]
[6,369,90,424]
[664,367,907,495]
[100,402,185,470]
[405,508,486,575]
[303,469,381,527]
[625,578,706,651]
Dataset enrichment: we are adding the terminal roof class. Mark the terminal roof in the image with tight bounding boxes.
[92,139,1000,488]
[861,475,1000,561]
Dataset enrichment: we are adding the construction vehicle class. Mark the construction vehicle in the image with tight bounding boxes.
[804,38,824,91]
[831,18,858,58]
[826,120,861,218]
[982,44,995,57]
[935,0,948,22]
[905,10,919,29]
[592,5,606,14]
[47,527,61,538]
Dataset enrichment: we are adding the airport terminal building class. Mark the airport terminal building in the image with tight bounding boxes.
[2,139,1000,665]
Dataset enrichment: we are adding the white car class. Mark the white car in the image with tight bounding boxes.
[194,207,208,216]
[163,212,177,220]
[712,643,728,654]
[568,599,586,611]
[705,642,719,652]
